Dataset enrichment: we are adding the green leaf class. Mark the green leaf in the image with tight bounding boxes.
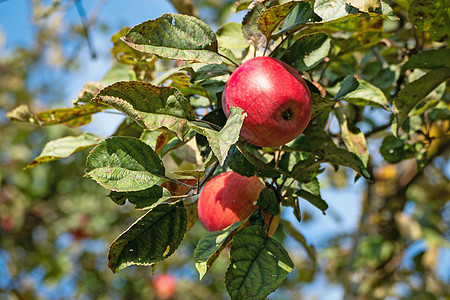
[296,189,328,214]
[225,226,294,300]
[380,135,415,163]
[314,0,348,22]
[301,177,321,197]
[319,144,372,180]
[311,94,337,118]
[6,102,108,127]
[121,14,223,64]
[276,1,322,35]
[403,49,450,71]
[75,81,107,104]
[281,150,321,184]
[335,31,391,54]
[236,141,282,178]
[378,1,397,20]
[258,1,299,39]
[93,81,195,140]
[183,63,230,82]
[110,26,150,65]
[190,107,246,165]
[257,188,280,215]
[108,185,172,210]
[194,221,243,280]
[216,22,249,49]
[332,76,389,109]
[26,132,103,169]
[107,202,187,272]
[409,0,450,42]
[101,62,134,84]
[218,47,240,66]
[225,145,257,177]
[85,136,165,192]
[297,12,386,36]
[333,75,359,100]
[345,0,381,12]
[304,123,372,180]
[242,3,266,49]
[335,106,369,166]
[280,220,316,263]
[195,109,228,157]
[280,33,331,71]
[393,68,450,130]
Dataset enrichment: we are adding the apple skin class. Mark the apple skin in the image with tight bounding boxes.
[222,56,312,147]
[198,171,278,235]
[152,274,177,300]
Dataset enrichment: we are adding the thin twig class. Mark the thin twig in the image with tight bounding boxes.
[195,119,223,131]
[199,161,219,188]
[218,53,239,68]
[364,123,391,138]
[74,0,97,59]
[269,34,290,57]
[162,175,195,189]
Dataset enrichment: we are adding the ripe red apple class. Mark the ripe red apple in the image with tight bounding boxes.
[152,274,177,300]
[222,56,312,147]
[197,171,278,235]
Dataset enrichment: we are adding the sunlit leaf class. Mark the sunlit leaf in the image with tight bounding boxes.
[93,81,195,139]
[75,81,107,104]
[345,0,381,12]
[393,68,450,131]
[409,0,450,42]
[335,30,391,55]
[335,106,369,166]
[304,123,372,180]
[6,102,108,127]
[333,75,359,100]
[217,22,249,49]
[85,136,165,192]
[314,0,347,22]
[258,1,298,39]
[225,226,293,300]
[242,3,266,49]
[403,48,450,70]
[331,76,389,109]
[279,33,331,71]
[122,14,222,64]
[190,107,246,165]
[276,1,322,35]
[107,202,187,272]
[26,132,102,169]
[194,221,243,280]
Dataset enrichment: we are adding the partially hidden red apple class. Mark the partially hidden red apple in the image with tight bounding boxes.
[197,171,279,235]
[222,56,312,147]
[152,274,177,300]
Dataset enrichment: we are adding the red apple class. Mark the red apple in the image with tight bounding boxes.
[222,56,312,147]
[197,171,278,235]
[152,274,177,300]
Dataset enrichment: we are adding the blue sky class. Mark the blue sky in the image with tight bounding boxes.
[1,1,448,299]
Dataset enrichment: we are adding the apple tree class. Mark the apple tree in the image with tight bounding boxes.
[5,0,449,299]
